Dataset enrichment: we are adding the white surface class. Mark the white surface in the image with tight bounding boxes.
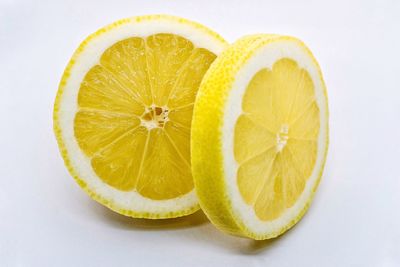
[1,0,399,266]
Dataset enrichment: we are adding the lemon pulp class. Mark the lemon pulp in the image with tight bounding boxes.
[235,58,320,221]
[74,33,216,200]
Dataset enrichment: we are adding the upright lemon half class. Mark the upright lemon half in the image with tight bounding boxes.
[53,15,227,218]
[192,35,329,239]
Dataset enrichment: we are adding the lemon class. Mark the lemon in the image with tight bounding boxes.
[53,15,227,219]
[192,35,329,239]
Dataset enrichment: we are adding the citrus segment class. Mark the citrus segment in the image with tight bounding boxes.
[91,126,148,191]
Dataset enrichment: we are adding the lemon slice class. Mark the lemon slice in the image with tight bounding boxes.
[53,15,227,218]
[192,35,329,239]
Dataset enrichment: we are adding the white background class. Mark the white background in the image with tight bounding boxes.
[1,0,399,266]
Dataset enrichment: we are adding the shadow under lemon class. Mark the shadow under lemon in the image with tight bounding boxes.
[82,172,326,255]
[87,198,297,255]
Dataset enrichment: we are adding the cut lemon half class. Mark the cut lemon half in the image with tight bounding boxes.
[53,15,227,218]
[192,35,329,239]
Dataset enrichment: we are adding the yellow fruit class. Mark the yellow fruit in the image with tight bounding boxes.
[54,15,227,218]
[192,34,329,239]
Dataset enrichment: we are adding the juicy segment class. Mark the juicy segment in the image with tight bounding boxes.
[74,34,216,200]
[235,58,320,221]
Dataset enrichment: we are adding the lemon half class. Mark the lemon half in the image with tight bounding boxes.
[192,35,329,239]
[54,15,227,219]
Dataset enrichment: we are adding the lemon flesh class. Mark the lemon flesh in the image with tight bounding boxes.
[236,58,319,221]
[74,34,216,200]
[192,34,328,239]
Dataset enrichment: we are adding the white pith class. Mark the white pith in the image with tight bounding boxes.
[222,40,328,235]
[57,17,225,215]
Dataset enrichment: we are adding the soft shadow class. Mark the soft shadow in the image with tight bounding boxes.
[239,238,279,255]
[182,201,315,255]
[89,201,208,230]
[85,195,308,254]
[185,223,293,255]
[239,231,289,255]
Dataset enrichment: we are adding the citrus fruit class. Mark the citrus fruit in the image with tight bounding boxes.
[192,34,329,239]
[53,15,227,218]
